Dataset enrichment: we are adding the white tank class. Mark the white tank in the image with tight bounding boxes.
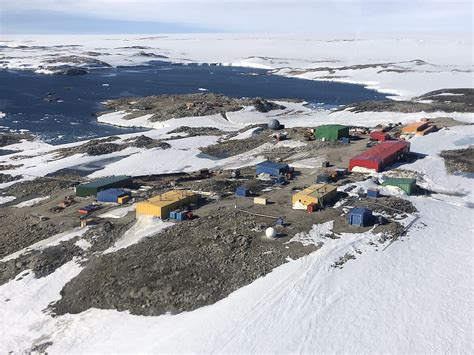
[265,227,277,239]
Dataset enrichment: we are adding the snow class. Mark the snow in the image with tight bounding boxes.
[0,261,84,353]
[104,216,173,254]
[1,33,472,100]
[0,196,16,205]
[98,204,135,219]
[13,196,49,208]
[74,239,92,251]
[1,227,90,262]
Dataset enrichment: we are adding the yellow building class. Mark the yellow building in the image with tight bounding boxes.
[292,184,337,208]
[136,190,198,218]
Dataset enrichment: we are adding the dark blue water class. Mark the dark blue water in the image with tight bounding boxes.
[0,62,387,144]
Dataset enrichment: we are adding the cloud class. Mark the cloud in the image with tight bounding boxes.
[1,0,472,33]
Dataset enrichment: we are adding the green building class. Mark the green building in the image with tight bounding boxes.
[382,177,417,195]
[76,176,132,197]
[314,124,350,141]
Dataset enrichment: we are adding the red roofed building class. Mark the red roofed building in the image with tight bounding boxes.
[349,140,410,172]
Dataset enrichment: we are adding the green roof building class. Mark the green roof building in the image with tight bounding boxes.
[75,175,132,197]
[314,124,350,141]
[382,177,417,195]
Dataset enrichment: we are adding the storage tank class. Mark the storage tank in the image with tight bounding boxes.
[265,227,277,239]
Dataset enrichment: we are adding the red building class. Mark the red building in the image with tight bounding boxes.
[349,140,410,172]
[369,130,390,141]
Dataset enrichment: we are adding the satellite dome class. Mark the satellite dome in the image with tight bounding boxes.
[268,119,281,130]
[265,227,277,239]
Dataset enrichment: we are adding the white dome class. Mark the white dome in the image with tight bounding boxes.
[265,227,277,238]
[268,119,281,130]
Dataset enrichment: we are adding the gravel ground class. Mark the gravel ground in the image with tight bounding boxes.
[52,207,317,317]
[0,210,63,259]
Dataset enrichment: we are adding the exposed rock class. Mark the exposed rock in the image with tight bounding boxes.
[440,147,474,174]
[103,93,286,122]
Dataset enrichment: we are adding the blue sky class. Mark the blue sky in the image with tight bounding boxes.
[1,0,472,34]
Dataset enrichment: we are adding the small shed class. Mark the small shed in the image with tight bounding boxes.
[97,188,131,203]
[254,197,268,205]
[382,177,417,195]
[367,188,379,199]
[370,131,390,142]
[314,125,350,141]
[348,207,373,227]
[236,186,250,197]
[336,168,348,177]
[256,161,289,177]
[316,173,331,183]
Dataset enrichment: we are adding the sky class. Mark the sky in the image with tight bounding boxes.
[1,0,472,34]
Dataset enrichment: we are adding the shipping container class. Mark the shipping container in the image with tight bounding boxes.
[349,140,410,172]
[382,177,417,195]
[255,161,290,177]
[340,137,350,145]
[367,188,379,199]
[314,124,350,141]
[76,176,132,197]
[307,203,317,213]
[348,207,373,226]
[370,131,390,142]
[254,197,268,205]
[236,186,250,197]
[336,168,348,177]
[117,195,130,204]
[175,211,187,221]
[169,210,178,220]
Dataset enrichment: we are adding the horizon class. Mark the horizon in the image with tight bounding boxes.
[1,0,472,34]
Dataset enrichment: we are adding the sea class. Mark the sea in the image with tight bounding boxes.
[0,62,387,144]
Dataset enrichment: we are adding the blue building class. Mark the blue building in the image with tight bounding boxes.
[348,207,373,227]
[367,188,379,199]
[256,161,289,177]
[96,188,131,203]
[236,186,250,197]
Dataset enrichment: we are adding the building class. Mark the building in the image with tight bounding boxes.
[382,177,417,195]
[136,190,198,219]
[254,197,268,205]
[316,173,331,183]
[256,161,290,177]
[348,140,410,173]
[401,120,437,136]
[348,207,373,226]
[97,188,131,203]
[76,176,132,197]
[367,188,379,199]
[292,184,338,208]
[369,131,390,142]
[314,124,350,141]
[236,186,250,197]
